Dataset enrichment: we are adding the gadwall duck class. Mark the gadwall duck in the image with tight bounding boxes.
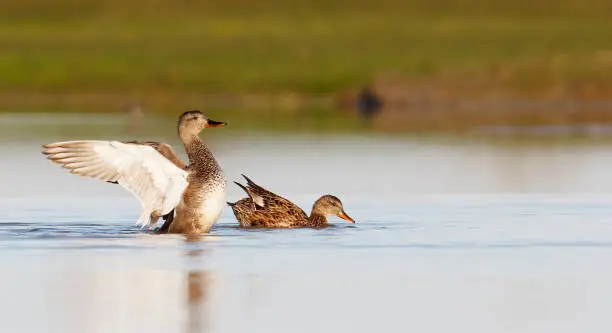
[42,110,227,234]
[227,175,355,228]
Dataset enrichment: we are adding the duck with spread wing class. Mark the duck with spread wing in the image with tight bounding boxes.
[42,110,227,234]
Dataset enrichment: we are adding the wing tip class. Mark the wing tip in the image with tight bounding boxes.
[234,181,248,193]
[241,174,255,185]
[41,142,62,149]
[41,141,74,149]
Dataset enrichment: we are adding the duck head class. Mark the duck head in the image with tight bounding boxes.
[312,195,355,223]
[177,110,226,141]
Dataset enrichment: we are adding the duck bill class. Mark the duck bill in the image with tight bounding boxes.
[337,211,355,223]
[204,119,227,128]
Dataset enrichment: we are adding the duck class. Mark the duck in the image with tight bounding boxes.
[41,110,227,234]
[227,174,355,228]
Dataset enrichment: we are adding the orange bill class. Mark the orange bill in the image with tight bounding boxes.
[337,210,355,223]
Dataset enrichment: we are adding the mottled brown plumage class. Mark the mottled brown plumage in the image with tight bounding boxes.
[159,110,228,234]
[119,112,227,233]
[110,111,227,233]
[227,175,355,228]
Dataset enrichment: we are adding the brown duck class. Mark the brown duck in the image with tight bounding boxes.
[41,110,227,234]
[227,175,355,228]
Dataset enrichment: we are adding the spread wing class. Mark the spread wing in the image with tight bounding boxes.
[122,141,187,170]
[42,140,189,226]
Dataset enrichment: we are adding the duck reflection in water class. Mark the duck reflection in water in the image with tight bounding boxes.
[184,235,213,333]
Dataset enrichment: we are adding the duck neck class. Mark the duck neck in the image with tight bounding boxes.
[182,135,218,173]
[308,210,328,228]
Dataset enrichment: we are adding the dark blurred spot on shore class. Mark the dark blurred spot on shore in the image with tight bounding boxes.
[357,86,383,122]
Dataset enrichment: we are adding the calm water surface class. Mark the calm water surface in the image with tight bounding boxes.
[2,117,612,333]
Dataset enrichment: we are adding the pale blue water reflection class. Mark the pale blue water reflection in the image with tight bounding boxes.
[1,122,612,332]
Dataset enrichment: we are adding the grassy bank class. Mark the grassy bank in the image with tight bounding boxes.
[1,0,612,131]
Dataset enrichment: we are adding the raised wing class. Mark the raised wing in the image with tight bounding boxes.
[233,174,304,214]
[122,141,187,170]
[42,140,189,227]
[233,181,265,208]
[241,174,278,199]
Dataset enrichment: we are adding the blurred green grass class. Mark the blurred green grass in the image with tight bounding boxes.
[1,0,612,118]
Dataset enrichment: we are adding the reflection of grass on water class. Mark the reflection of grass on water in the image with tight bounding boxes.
[2,0,612,131]
[0,109,368,142]
[4,111,612,146]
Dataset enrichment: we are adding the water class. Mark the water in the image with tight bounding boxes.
[2,118,612,332]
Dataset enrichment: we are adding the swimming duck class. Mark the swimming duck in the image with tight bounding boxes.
[227,175,355,228]
[41,110,227,234]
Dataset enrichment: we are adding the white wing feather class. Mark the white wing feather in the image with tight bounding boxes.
[42,140,188,226]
